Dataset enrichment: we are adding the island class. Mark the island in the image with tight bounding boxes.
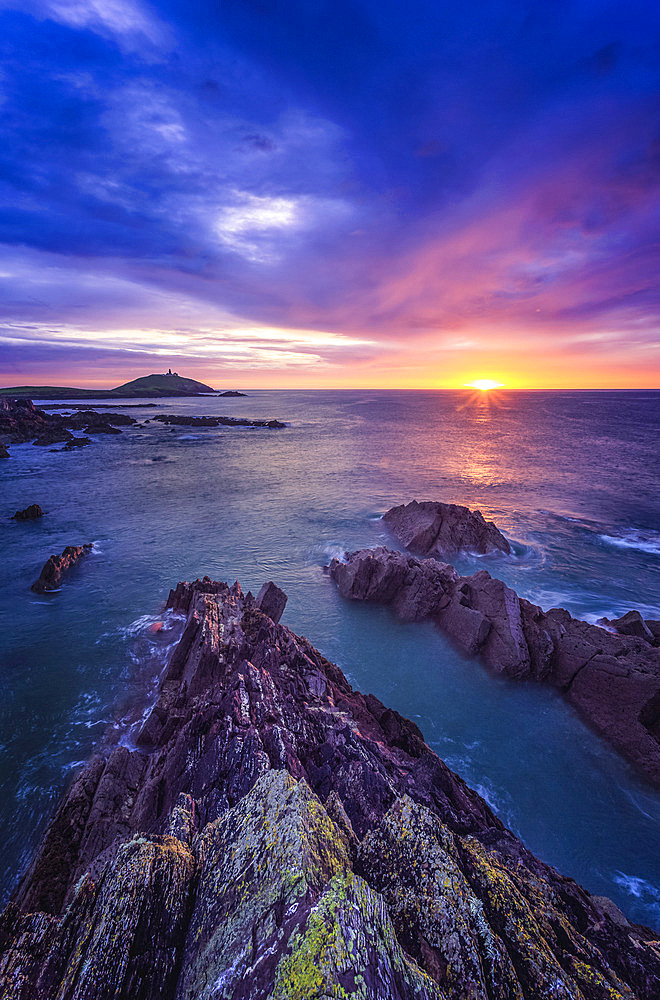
[0,577,657,998]
[0,371,247,400]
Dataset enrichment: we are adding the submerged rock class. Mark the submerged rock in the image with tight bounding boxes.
[60,435,91,450]
[383,500,511,558]
[11,504,44,521]
[31,543,93,593]
[1,578,658,999]
[329,547,660,784]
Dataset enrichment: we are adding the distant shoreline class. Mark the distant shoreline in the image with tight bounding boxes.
[0,372,246,399]
[0,389,244,400]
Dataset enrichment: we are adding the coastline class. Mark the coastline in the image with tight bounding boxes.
[1,388,659,932]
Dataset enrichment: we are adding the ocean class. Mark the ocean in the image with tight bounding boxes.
[1,388,659,927]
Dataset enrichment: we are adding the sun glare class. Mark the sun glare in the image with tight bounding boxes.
[465,379,505,391]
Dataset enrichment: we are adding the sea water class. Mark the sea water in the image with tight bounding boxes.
[1,389,659,927]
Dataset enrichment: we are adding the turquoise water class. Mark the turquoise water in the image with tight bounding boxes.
[1,389,659,926]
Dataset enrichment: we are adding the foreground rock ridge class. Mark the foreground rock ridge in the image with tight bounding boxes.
[329,547,660,785]
[1,579,658,999]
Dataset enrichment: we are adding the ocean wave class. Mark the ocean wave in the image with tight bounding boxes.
[599,529,660,557]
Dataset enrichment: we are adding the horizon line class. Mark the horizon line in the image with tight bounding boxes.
[4,384,660,393]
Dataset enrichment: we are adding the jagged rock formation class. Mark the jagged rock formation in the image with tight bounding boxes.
[255,580,288,622]
[31,544,93,593]
[11,504,44,521]
[1,398,50,441]
[329,547,660,785]
[383,501,511,558]
[1,578,658,999]
[600,610,660,647]
[153,414,285,429]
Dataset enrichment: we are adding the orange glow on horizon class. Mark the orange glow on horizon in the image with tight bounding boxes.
[2,337,660,392]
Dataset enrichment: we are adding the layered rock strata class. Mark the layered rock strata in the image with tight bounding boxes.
[383,500,511,557]
[329,547,660,784]
[31,544,93,593]
[1,578,658,999]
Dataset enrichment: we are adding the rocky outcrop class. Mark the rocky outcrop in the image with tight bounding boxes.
[0,398,286,455]
[64,410,136,435]
[1,578,658,999]
[0,398,61,445]
[329,547,660,784]
[217,390,247,397]
[11,504,44,521]
[383,500,511,558]
[0,398,134,451]
[31,544,93,593]
[153,414,285,428]
[600,610,660,647]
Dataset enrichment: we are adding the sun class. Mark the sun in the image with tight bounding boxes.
[464,379,505,391]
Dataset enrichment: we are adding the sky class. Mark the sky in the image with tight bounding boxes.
[0,0,659,389]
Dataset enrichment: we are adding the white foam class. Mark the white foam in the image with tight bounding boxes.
[111,608,184,640]
[320,544,348,563]
[599,529,660,557]
[613,871,660,912]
